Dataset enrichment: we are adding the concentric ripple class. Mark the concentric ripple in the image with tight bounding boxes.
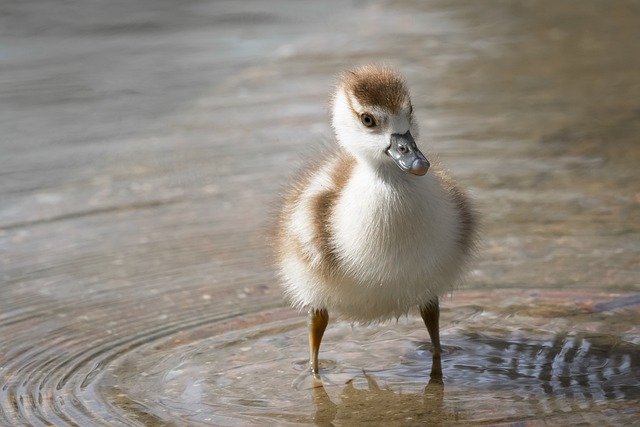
[0,292,277,427]
[4,290,635,426]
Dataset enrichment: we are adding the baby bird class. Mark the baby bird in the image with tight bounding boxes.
[275,65,476,376]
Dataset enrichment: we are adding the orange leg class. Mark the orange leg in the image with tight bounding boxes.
[420,298,443,380]
[308,308,329,376]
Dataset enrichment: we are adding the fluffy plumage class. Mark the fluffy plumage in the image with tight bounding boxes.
[275,65,476,323]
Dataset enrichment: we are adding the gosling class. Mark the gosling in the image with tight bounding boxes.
[275,65,477,376]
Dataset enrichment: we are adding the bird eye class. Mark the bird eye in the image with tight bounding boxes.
[399,144,409,154]
[360,113,376,128]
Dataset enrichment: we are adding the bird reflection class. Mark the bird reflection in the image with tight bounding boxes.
[311,355,449,426]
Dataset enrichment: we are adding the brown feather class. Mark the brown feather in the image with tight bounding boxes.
[310,151,355,275]
[340,65,411,113]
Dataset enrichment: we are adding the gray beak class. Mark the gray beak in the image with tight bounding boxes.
[385,131,430,176]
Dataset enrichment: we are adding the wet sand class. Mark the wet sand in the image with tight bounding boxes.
[1,0,639,425]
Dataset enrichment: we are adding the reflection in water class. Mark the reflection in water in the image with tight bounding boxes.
[89,291,639,426]
[311,368,445,426]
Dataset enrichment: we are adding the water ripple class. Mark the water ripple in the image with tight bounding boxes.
[3,292,626,426]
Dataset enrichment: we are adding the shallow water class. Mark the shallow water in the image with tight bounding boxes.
[10,290,637,426]
[1,0,640,426]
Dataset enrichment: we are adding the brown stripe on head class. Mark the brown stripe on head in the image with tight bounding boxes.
[340,65,411,114]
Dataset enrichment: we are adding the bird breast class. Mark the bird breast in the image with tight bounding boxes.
[329,163,463,289]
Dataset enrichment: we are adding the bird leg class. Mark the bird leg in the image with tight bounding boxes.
[420,298,441,355]
[308,308,329,376]
[420,298,443,380]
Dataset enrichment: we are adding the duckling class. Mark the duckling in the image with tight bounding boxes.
[275,65,477,376]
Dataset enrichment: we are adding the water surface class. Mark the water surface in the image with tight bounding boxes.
[1,0,639,425]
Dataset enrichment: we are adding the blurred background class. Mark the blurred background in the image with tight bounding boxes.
[1,0,639,425]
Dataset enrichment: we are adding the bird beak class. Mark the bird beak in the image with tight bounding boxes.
[385,131,430,176]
